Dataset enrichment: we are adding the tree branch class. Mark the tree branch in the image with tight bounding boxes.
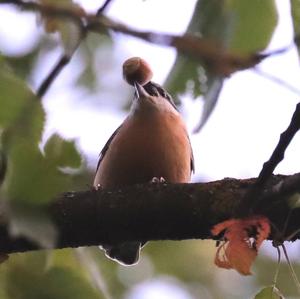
[240,102,300,215]
[1,0,287,77]
[37,55,70,98]
[1,173,300,255]
[253,68,300,97]
[255,103,300,188]
[2,0,292,98]
[96,0,114,16]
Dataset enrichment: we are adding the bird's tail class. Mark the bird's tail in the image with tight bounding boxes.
[100,242,141,266]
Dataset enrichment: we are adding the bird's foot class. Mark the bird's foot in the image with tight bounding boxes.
[150,177,166,183]
[93,183,103,191]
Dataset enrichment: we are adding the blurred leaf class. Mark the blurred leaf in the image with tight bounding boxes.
[0,64,82,205]
[4,138,77,204]
[50,249,84,273]
[60,21,82,58]
[0,69,39,128]
[39,0,84,57]
[166,0,230,98]
[4,44,41,81]
[166,0,277,129]
[291,0,300,55]
[193,76,223,132]
[44,134,81,168]
[6,254,101,299]
[0,65,82,247]
[76,33,113,91]
[165,56,203,102]
[8,202,57,248]
[227,0,278,55]
[77,59,97,90]
[7,251,48,272]
[254,285,284,298]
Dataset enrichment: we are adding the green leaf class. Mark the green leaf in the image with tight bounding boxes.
[193,77,224,132]
[291,0,300,55]
[8,202,57,249]
[4,140,71,204]
[0,67,82,205]
[254,286,284,299]
[165,0,226,100]
[166,0,277,129]
[44,134,81,168]
[226,0,278,54]
[6,256,101,299]
[0,69,40,128]
[165,56,203,102]
[39,1,82,57]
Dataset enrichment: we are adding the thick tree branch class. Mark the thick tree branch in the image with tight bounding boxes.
[0,173,300,254]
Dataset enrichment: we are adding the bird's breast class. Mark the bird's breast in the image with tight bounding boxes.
[94,111,192,189]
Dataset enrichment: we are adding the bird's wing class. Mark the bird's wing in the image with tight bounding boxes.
[145,81,195,174]
[95,125,122,173]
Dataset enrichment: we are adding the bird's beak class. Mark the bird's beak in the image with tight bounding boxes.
[134,82,149,99]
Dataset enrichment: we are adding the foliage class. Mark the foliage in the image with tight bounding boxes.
[291,0,300,55]
[0,52,82,261]
[254,286,284,299]
[0,0,299,299]
[166,0,277,129]
[3,251,102,299]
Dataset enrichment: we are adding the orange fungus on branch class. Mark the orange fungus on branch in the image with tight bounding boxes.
[211,216,270,275]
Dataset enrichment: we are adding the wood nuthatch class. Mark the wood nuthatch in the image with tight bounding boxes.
[93,57,194,265]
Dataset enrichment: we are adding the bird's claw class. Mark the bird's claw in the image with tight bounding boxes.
[150,177,166,183]
[94,183,103,191]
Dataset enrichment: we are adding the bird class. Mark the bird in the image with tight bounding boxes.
[93,57,194,265]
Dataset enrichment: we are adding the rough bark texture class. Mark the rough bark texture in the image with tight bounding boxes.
[0,173,300,254]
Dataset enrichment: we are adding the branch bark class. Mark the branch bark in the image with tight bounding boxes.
[1,173,300,254]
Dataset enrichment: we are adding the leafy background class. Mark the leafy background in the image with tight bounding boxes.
[0,0,300,298]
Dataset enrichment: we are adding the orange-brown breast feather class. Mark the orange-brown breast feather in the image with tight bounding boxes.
[94,111,192,189]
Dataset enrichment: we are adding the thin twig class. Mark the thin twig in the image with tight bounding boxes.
[96,0,114,16]
[1,0,86,98]
[253,68,300,96]
[240,103,300,215]
[0,0,276,77]
[37,22,84,98]
[282,244,300,295]
[257,102,300,187]
[37,55,70,98]
[32,0,112,98]
[1,0,84,26]
[3,1,300,108]
[273,246,281,286]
